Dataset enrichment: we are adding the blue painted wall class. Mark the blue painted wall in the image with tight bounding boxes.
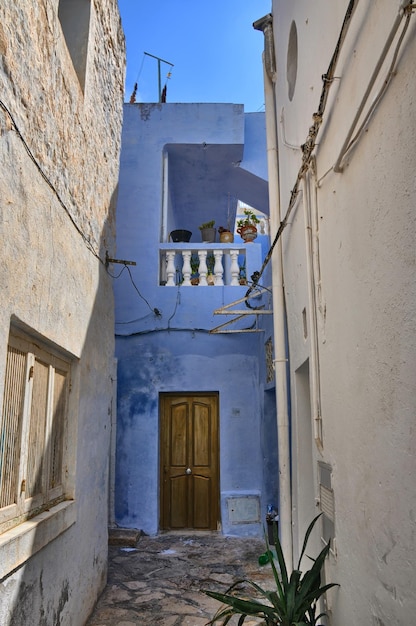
[114,103,278,536]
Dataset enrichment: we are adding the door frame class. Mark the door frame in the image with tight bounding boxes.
[159,391,220,531]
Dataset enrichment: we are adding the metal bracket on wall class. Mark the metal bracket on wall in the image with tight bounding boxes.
[210,287,273,334]
[105,251,137,268]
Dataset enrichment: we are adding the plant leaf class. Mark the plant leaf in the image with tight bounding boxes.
[270,524,289,590]
[297,513,322,570]
[286,569,302,619]
[204,515,338,626]
[202,589,275,619]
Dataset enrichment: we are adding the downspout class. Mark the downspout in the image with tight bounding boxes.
[254,14,293,566]
[161,150,169,242]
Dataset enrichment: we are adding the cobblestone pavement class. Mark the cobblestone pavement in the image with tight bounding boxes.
[86,532,274,626]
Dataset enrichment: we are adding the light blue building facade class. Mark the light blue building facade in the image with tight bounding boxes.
[113,103,278,537]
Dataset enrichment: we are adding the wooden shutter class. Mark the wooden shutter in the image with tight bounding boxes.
[0,344,26,508]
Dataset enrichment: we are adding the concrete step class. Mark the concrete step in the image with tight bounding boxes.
[108,527,142,547]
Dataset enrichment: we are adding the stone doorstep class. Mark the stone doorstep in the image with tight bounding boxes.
[108,527,142,547]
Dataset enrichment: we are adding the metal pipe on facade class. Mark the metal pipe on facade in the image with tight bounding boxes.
[254,13,293,567]
[334,0,414,172]
[302,172,323,452]
[161,150,169,242]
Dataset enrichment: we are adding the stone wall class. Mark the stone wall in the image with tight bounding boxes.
[0,1,125,624]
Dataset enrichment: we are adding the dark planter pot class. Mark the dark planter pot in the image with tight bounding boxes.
[170,229,192,242]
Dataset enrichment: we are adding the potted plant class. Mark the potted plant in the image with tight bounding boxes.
[199,220,216,243]
[237,209,260,243]
[202,513,338,626]
[169,229,192,242]
[239,260,247,285]
[190,254,200,285]
[218,226,234,243]
[206,253,215,285]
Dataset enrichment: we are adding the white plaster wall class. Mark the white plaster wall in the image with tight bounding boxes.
[272,0,416,623]
[0,0,125,623]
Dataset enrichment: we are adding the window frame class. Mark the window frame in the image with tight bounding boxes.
[0,328,71,535]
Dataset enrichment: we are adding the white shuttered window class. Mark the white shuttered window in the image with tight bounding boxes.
[0,331,70,534]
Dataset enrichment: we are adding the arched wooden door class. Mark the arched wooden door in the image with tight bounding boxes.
[160,393,219,530]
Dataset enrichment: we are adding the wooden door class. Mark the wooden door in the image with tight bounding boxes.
[160,393,219,530]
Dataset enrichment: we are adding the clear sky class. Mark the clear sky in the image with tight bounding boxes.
[118,1,272,112]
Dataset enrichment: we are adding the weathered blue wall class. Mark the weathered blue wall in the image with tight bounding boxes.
[116,331,269,536]
[114,103,278,537]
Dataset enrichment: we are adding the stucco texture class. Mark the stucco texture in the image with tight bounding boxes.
[0,1,125,624]
[271,0,416,623]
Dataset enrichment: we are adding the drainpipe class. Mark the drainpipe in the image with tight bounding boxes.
[161,150,169,242]
[254,14,293,566]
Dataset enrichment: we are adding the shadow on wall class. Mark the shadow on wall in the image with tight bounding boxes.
[1,196,117,625]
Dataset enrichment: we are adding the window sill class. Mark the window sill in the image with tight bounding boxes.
[0,500,76,581]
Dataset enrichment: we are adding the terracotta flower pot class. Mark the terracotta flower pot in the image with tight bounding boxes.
[219,230,234,243]
[237,224,257,243]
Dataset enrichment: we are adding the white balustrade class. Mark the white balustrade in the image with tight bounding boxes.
[182,250,192,286]
[165,250,176,286]
[229,249,240,286]
[213,250,224,286]
[162,245,247,287]
[198,250,208,286]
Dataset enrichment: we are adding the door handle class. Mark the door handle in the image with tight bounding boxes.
[186,468,192,475]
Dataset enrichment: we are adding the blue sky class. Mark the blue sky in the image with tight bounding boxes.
[118,1,272,112]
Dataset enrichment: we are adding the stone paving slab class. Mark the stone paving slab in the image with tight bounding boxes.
[85,532,274,626]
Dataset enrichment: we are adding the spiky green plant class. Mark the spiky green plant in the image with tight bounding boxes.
[202,513,338,626]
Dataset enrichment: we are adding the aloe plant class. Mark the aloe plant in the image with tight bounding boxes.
[202,513,338,626]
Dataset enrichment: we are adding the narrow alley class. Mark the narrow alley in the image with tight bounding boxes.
[86,532,274,626]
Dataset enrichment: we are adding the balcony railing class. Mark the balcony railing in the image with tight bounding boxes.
[159,244,252,286]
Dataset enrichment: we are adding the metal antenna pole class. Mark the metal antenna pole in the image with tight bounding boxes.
[144,52,174,102]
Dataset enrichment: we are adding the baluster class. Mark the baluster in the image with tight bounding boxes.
[198,250,208,286]
[230,249,240,286]
[166,251,176,286]
[182,250,192,286]
[213,250,224,286]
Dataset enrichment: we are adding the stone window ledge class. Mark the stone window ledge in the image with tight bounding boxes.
[0,500,76,581]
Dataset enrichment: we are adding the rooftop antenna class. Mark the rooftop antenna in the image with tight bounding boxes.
[144,52,174,103]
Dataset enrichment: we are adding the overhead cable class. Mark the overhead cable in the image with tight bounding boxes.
[246,0,359,300]
[0,98,103,264]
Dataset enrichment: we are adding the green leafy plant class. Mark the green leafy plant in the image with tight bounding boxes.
[236,209,260,228]
[202,513,338,626]
[206,253,215,274]
[190,254,200,275]
[199,220,215,230]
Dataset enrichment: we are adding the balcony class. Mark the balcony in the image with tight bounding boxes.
[159,243,261,287]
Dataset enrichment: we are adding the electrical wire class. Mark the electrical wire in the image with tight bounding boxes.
[115,313,155,325]
[245,0,359,302]
[106,264,128,280]
[168,286,181,328]
[124,264,161,317]
[344,5,413,157]
[0,99,103,264]
[115,327,211,338]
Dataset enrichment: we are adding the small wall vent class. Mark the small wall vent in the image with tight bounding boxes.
[227,496,260,525]
[318,462,335,546]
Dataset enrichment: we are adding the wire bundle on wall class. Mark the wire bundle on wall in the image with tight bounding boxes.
[247,0,415,300]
